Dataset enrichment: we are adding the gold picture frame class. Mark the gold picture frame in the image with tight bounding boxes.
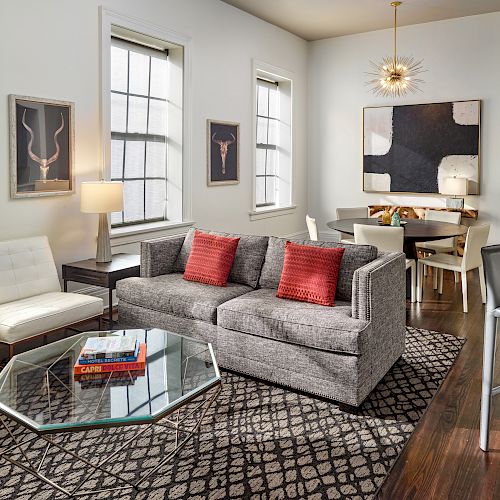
[362,99,481,196]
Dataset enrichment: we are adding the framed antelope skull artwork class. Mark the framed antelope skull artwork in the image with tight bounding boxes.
[207,119,239,186]
[9,95,74,198]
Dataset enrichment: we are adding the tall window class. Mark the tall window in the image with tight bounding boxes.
[110,38,168,227]
[253,66,292,213]
[256,79,279,207]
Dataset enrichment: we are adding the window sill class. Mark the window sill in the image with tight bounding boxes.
[249,205,296,221]
[110,220,194,246]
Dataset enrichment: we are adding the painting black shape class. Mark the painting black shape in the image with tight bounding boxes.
[363,101,480,194]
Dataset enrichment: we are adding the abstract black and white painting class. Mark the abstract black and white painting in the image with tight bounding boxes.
[363,100,480,194]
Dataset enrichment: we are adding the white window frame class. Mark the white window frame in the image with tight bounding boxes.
[250,60,295,221]
[100,7,193,239]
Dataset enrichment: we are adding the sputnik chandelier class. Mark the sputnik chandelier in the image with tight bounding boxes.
[367,1,425,97]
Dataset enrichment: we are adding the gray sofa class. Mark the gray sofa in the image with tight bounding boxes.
[117,228,406,406]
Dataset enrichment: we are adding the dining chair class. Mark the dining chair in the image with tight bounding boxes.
[480,245,500,451]
[416,209,462,287]
[336,207,369,244]
[417,224,490,313]
[306,214,318,241]
[353,224,416,302]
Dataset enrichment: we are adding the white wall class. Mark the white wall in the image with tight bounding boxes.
[0,0,308,275]
[308,12,500,244]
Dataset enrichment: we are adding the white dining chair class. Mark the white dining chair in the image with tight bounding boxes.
[354,224,416,303]
[336,207,369,244]
[417,224,490,313]
[416,209,462,287]
[306,214,318,241]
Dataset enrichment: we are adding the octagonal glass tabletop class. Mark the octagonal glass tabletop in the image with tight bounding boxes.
[0,329,219,433]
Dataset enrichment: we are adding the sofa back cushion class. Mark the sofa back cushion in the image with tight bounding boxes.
[0,236,61,305]
[173,228,268,288]
[259,237,377,301]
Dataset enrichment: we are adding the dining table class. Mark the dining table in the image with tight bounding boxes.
[326,217,469,259]
[327,217,469,299]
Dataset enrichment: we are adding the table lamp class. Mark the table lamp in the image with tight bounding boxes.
[81,181,123,263]
[441,177,467,209]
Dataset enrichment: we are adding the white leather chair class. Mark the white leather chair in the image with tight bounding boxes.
[416,209,462,287]
[0,236,104,357]
[306,214,318,241]
[336,207,369,244]
[417,224,490,313]
[353,224,416,303]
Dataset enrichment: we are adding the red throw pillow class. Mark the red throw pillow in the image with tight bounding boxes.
[184,231,240,287]
[277,241,345,306]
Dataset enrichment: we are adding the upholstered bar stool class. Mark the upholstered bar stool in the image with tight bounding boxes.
[480,244,500,451]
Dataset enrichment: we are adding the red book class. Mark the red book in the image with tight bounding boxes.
[74,343,146,375]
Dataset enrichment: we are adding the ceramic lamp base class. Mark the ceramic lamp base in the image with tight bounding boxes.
[96,213,112,263]
[446,197,464,209]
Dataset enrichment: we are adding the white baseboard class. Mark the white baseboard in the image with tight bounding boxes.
[284,230,310,240]
[319,230,341,242]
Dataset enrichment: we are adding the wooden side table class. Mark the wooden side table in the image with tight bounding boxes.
[62,254,140,329]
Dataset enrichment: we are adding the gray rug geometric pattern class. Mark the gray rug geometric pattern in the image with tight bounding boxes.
[0,326,465,499]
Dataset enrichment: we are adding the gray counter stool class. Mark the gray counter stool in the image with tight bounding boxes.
[480,244,500,451]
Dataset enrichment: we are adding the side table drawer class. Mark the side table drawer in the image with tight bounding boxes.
[62,268,108,287]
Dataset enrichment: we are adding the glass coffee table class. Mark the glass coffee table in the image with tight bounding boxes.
[0,328,221,497]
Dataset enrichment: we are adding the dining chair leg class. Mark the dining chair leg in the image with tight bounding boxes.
[417,261,423,303]
[461,271,468,313]
[454,250,459,283]
[410,262,416,303]
[479,265,487,304]
[424,263,428,277]
[433,268,438,290]
[480,312,497,451]
[438,268,444,295]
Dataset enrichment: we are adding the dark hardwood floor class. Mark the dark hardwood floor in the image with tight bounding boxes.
[378,269,500,500]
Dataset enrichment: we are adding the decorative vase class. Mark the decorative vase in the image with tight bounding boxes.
[391,212,401,227]
[382,209,391,225]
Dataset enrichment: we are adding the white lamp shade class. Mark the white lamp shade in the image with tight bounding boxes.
[81,181,124,213]
[441,177,467,196]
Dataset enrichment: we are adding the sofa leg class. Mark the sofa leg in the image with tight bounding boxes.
[8,344,14,359]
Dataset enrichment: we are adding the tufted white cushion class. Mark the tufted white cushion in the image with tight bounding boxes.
[0,236,61,305]
[0,292,103,343]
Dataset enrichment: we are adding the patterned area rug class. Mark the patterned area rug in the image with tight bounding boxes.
[0,326,464,500]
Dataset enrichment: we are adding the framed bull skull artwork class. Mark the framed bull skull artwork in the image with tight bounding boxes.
[9,95,74,198]
[207,119,239,186]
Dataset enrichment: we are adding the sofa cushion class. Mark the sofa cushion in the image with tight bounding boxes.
[184,231,240,286]
[117,273,252,325]
[0,292,103,343]
[173,228,268,288]
[217,289,370,355]
[259,237,377,301]
[277,242,345,306]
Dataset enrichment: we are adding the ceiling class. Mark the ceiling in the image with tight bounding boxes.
[220,0,500,41]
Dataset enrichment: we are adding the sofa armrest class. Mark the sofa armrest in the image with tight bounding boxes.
[352,252,406,323]
[140,235,185,278]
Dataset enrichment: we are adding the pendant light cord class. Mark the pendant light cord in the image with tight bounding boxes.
[393,3,397,66]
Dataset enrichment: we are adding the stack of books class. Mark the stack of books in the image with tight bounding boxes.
[74,335,146,380]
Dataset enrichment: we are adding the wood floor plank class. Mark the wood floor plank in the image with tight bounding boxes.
[378,270,500,500]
